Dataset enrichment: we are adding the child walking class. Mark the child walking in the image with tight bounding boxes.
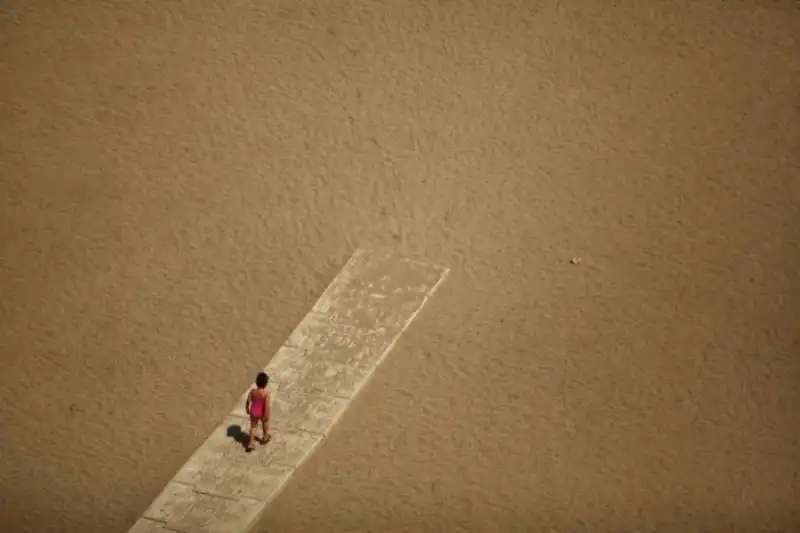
[245,372,271,452]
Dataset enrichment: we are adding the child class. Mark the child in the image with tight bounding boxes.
[245,372,271,452]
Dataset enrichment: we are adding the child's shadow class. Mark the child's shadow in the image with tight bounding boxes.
[226,424,250,449]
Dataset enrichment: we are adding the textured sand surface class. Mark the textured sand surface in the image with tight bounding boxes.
[1,1,798,532]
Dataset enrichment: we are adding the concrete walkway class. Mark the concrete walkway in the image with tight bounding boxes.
[127,250,450,533]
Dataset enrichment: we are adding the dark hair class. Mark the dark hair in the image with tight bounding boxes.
[256,372,269,389]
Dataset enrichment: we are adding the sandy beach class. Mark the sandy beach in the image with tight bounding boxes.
[1,1,798,532]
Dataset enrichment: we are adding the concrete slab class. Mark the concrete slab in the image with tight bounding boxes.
[126,250,449,533]
[313,273,436,331]
[145,482,263,533]
[167,495,262,533]
[129,518,171,533]
[193,464,293,502]
[263,389,350,435]
[144,482,196,522]
[173,416,251,486]
[289,357,376,399]
[287,313,389,367]
[249,429,325,468]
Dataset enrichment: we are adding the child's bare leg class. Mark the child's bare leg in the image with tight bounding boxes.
[247,420,257,450]
[261,420,271,443]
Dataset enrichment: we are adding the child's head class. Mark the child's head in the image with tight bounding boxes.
[256,372,269,389]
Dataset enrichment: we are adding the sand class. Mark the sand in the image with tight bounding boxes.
[1,1,798,532]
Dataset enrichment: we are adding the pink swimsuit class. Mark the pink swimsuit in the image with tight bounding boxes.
[250,393,265,419]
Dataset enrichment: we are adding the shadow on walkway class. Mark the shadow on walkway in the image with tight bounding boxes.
[226,424,250,449]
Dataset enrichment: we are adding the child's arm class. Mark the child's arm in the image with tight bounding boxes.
[245,390,251,415]
[263,390,271,422]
